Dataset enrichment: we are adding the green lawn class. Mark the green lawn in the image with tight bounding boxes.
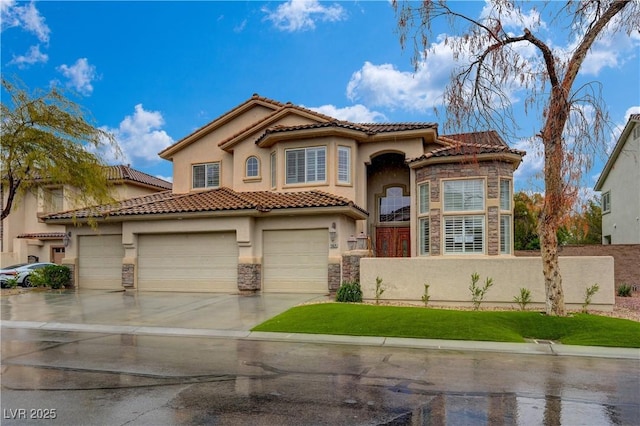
[252,303,640,348]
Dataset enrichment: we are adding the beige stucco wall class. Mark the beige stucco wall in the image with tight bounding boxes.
[360,256,615,311]
[600,125,640,244]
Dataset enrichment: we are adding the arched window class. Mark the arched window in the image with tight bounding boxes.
[378,186,410,222]
[246,156,259,177]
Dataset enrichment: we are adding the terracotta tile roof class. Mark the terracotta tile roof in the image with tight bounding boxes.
[43,187,367,220]
[630,114,640,122]
[17,232,66,240]
[440,130,508,147]
[106,165,172,190]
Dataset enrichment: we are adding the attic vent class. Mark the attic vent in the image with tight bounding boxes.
[633,125,640,140]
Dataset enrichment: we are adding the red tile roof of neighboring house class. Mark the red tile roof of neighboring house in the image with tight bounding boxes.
[42,187,368,221]
[106,165,172,190]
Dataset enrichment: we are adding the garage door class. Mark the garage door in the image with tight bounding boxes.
[78,235,124,290]
[263,229,328,293]
[138,233,238,292]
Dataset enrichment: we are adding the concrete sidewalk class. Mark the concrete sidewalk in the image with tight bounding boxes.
[1,289,638,360]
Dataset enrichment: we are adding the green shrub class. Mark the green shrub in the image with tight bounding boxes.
[617,284,632,297]
[469,272,493,310]
[29,269,48,287]
[374,276,385,305]
[5,276,20,288]
[421,283,431,307]
[582,283,600,313]
[38,265,72,289]
[513,287,532,311]
[336,281,362,303]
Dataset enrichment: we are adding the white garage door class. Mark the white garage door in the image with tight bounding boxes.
[263,229,328,293]
[138,232,238,292]
[78,235,124,290]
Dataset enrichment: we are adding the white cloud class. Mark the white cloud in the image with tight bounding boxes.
[56,58,98,95]
[262,0,346,32]
[1,0,50,43]
[307,104,387,122]
[513,137,544,190]
[156,175,173,183]
[8,44,47,67]
[104,104,174,164]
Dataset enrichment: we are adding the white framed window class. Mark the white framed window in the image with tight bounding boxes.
[245,156,259,178]
[192,162,220,189]
[444,215,485,254]
[418,183,430,255]
[379,186,410,222]
[444,179,484,212]
[500,179,511,211]
[285,147,326,184]
[270,152,276,188]
[500,215,511,254]
[338,146,351,184]
[602,191,611,214]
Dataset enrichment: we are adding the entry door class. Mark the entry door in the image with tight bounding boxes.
[376,227,410,257]
[51,246,65,264]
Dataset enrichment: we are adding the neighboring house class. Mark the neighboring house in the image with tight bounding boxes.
[595,114,640,244]
[44,95,525,293]
[1,165,172,266]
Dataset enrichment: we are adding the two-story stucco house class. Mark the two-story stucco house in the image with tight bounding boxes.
[1,165,172,266]
[595,114,640,244]
[44,95,525,293]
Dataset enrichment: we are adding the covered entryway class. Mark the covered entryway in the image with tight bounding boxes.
[375,227,411,257]
[137,232,238,292]
[78,235,124,290]
[263,229,328,293]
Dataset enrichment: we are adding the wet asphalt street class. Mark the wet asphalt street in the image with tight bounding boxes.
[1,290,639,425]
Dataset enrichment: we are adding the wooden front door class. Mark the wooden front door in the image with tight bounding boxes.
[376,227,410,257]
[51,246,65,264]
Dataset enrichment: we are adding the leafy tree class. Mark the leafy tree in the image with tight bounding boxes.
[393,0,638,315]
[562,197,602,245]
[514,191,541,250]
[1,78,120,221]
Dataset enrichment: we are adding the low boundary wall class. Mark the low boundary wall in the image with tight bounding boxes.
[360,256,614,311]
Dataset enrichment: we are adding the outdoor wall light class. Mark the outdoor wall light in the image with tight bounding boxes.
[329,222,337,242]
[347,235,357,251]
[356,232,367,250]
[63,231,72,247]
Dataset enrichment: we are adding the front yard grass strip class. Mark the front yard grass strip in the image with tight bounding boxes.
[251,303,640,348]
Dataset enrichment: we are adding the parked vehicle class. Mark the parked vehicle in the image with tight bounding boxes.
[0,263,56,288]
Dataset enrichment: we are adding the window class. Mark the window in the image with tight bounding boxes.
[444,179,484,211]
[444,215,485,254]
[192,163,220,189]
[443,179,485,254]
[500,179,511,211]
[285,147,326,184]
[338,146,351,184]
[418,183,430,255]
[270,152,276,188]
[379,187,410,222]
[500,215,511,254]
[602,191,611,214]
[43,187,63,213]
[245,156,259,178]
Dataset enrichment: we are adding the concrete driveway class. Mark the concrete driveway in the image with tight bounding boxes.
[0,289,329,331]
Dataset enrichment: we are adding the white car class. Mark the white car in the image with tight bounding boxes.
[0,262,56,288]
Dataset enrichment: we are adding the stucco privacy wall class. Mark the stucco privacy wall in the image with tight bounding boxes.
[360,256,614,311]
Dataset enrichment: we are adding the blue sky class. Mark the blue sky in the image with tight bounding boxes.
[2,0,639,196]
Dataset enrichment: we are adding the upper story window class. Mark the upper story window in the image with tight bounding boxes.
[500,179,511,211]
[338,146,351,184]
[246,156,259,178]
[192,162,220,189]
[444,179,484,211]
[500,179,512,254]
[602,191,611,214]
[270,152,276,188]
[286,147,326,184]
[42,187,63,213]
[379,186,410,222]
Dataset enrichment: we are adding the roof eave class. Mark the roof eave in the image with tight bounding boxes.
[408,152,524,169]
[594,119,636,190]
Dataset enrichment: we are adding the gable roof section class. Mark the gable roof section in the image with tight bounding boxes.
[407,130,525,167]
[106,165,172,190]
[595,114,640,191]
[43,187,368,222]
[159,94,337,158]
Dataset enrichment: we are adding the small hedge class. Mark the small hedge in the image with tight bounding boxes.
[336,281,362,303]
[31,265,72,289]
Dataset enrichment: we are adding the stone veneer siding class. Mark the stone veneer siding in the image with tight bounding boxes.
[328,263,341,292]
[122,264,134,288]
[415,160,514,256]
[66,264,75,288]
[238,264,261,291]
